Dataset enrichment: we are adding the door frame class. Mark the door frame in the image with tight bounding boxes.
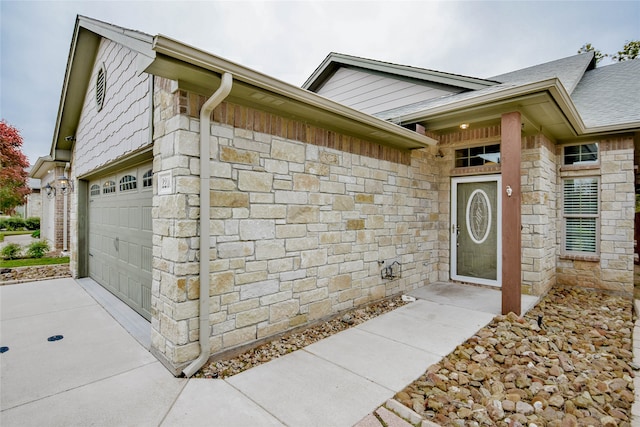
[450,174,502,287]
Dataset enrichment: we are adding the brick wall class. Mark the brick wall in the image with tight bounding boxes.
[150,78,442,370]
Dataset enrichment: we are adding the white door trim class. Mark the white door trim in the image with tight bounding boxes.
[450,174,502,287]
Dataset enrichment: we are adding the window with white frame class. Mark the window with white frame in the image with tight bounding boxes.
[563,177,599,254]
[564,143,598,166]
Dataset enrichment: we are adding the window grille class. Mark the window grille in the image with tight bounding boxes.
[119,175,137,191]
[103,180,116,194]
[90,184,100,196]
[142,170,153,188]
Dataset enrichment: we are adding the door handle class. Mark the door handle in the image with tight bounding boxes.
[114,237,119,252]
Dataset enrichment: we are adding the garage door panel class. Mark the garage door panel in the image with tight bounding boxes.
[89,163,152,321]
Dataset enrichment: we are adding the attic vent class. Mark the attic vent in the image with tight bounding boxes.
[96,64,106,111]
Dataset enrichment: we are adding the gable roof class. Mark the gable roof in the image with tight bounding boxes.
[302,52,497,92]
[489,52,596,94]
[49,16,435,161]
[371,51,639,139]
[571,58,640,129]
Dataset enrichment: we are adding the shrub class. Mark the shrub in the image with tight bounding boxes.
[2,217,25,231]
[31,230,40,238]
[26,240,50,259]
[1,243,22,260]
[25,217,40,230]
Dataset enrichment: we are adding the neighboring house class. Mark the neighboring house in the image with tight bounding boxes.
[30,157,71,252]
[14,177,42,219]
[47,16,639,375]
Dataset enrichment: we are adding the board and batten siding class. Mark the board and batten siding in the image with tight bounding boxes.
[315,67,463,115]
[74,38,152,177]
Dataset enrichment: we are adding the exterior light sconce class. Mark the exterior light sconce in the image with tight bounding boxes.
[44,182,56,199]
[506,185,513,197]
[57,176,73,194]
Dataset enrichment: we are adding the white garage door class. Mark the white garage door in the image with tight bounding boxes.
[88,163,153,320]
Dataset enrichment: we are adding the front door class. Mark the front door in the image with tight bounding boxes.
[451,175,501,287]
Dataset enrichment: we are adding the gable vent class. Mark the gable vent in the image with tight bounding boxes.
[96,64,106,111]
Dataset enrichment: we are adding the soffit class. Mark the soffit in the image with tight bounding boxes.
[146,43,437,150]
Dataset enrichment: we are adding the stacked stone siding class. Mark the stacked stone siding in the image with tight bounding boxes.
[150,78,442,369]
[556,136,635,296]
[521,135,556,295]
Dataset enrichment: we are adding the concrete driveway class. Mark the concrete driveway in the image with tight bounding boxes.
[1,277,540,426]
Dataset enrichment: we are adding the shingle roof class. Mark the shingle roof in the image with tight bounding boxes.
[490,52,595,94]
[571,58,640,128]
[376,53,598,122]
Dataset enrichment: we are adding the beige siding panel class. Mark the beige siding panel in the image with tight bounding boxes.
[75,38,151,177]
[316,67,462,114]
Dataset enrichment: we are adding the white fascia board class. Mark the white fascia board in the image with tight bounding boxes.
[151,36,437,147]
[397,79,587,137]
[303,52,496,91]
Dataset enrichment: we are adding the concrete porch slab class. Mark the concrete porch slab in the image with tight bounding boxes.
[227,349,392,427]
[305,326,441,391]
[162,379,284,426]
[408,282,539,315]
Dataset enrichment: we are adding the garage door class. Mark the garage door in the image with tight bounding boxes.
[88,163,153,320]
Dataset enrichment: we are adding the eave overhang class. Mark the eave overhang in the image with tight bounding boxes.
[49,16,155,161]
[148,37,437,149]
[303,52,498,92]
[29,156,66,179]
[394,78,640,141]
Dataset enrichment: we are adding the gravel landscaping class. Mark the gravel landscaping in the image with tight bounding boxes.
[395,286,635,427]
[0,264,71,285]
[196,295,410,378]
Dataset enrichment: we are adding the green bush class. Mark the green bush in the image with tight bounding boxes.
[25,217,40,230]
[1,217,26,231]
[31,230,40,238]
[26,240,50,259]
[1,243,22,260]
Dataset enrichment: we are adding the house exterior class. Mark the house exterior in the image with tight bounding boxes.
[14,178,42,220]
[29,158,70,252]
[46,16,640,375]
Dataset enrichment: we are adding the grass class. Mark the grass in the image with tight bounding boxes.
[0,257,70,268]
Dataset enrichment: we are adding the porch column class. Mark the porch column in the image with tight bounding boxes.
[501,112,521,315]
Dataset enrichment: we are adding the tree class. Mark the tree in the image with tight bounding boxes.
[611,40,640,62]
[0,120,30,215]
[578,40,640,63]
[578,43,607,63]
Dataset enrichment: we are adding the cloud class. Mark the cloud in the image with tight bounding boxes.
[1,0,638,165]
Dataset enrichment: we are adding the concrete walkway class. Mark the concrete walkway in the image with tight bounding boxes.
[0,277,561,427]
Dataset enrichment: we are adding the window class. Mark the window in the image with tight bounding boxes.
[90,185,100,196]
[564,143,598,166]
[103,180,116,194]
[142,170,153,188]
[119,175,137,191]
[455,144,500,168]
[563,177,599,254]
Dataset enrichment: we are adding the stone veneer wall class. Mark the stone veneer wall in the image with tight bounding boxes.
[150,78,442,370]
[556,136,635,296]
[521,134,557,295]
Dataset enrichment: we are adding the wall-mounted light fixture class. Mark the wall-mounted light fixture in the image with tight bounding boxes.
[57,176,73,194]
[44,182,56,199]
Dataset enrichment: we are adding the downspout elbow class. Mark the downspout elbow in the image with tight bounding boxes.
[182,72,233,378]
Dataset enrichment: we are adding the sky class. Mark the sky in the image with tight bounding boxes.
[1,0,639,167]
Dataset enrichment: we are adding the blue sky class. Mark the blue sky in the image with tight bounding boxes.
[1,0,639,166]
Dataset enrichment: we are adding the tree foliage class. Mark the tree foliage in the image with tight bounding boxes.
[579,40,640,63]
[0,120,30,215]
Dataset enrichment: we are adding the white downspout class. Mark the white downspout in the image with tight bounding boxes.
[182,72,233,378]
[63,162,70,253]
